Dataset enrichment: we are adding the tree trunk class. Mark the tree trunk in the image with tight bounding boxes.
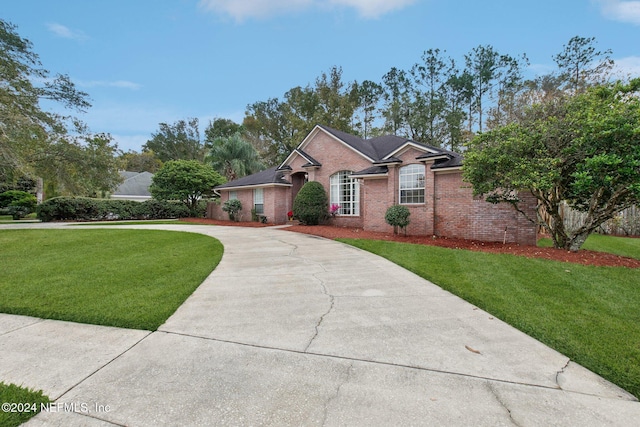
[567,231,590,252]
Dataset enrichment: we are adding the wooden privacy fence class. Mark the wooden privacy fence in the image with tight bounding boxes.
[539,203,640,236]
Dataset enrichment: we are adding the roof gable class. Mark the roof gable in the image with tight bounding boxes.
[382,141,440,160]
[114,171,154,196]
[281,125,376,168]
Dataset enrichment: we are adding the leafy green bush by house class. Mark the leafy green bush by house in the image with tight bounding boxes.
[385,204,411,234]
[293,181,328,225]
[222,199,242,221]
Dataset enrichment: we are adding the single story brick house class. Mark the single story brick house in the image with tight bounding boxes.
[208,124,537,245]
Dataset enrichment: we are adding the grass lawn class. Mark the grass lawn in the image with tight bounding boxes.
[0,214,38,223]
[0,382,50,427]
[539,233,640,260]
[0,229,223,330]
[338,237,640,400]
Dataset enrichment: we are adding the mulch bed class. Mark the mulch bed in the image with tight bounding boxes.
[183,218,640,268]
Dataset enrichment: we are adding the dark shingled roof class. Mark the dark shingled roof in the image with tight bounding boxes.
[431,155,463,169]
[350,166,389,177]
[296,148,322,167]
[215,166,291,189]
[317,125,379,160]
[114,171,153,197]
[219,125,464,190]
[318,125,455,164]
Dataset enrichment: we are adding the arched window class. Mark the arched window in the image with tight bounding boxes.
[330,171,360,216]
[399,164,425,204]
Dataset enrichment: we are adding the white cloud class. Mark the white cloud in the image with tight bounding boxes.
[612,56,640,78]
[198,0,313,21]
[198,0,416,21]
[46,23,88,41]
[328,0,417,19]
[77,80,142,90]
[595,0,640,24]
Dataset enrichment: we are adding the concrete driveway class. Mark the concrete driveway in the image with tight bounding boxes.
[0,223,638,426]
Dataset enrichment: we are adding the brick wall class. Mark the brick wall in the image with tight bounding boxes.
[207,189,254,222]
[206,201,225,220]
[267,186,290,224]
[361,178,391,232]
[292,132,372,229]
[209,128,537,245]
[433,171,537,245]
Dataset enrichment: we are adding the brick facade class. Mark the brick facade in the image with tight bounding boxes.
[433,171,537,245]
[208,125,538,246]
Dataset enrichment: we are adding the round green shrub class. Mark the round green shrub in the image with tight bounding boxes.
[385,204,411,234]
[293,181,328,225]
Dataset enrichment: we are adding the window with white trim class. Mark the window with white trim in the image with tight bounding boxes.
[399,164,425,204]
[253,188,264,215]
[229,191,237,200]
[330,171,360,216]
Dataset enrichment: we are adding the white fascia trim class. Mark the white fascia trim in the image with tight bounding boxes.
[432,166,463,173]
[279,151,299,169]
[279,125,323,168]
[418,155,450,162]
[384,142,439,160]
[296,150,318,165]
[349,173,388,179]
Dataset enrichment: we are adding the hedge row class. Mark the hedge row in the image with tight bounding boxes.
[36,197,196,222]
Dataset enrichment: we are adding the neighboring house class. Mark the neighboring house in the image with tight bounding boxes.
[111,171,154,202]
[209,125,537,245]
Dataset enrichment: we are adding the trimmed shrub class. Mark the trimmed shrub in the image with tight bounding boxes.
[0,190,34,208]
[222,199,242,221]
[36,197,191,222]
[293,181,328,225]
[36,197,99,221]
[1,191,37,219]
[385,204,411,235]
[139,199,190,220]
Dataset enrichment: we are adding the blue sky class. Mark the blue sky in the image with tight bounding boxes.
[4,0,640,152]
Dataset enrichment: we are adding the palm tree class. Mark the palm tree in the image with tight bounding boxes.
[206,133,264,181]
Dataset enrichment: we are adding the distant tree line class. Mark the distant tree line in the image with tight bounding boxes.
[135,36,618,175]
[238,36,615,165]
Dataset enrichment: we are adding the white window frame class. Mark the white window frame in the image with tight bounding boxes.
[229,191,237,200]
[399,164,425,204]
[330,171,360,216]
[253,188,264,215]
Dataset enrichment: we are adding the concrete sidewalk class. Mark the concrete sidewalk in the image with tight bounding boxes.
[0,223,637,426]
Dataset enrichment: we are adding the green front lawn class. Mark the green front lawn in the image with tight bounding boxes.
[338,237,640,400]
[0,229,223,330]
[539,233,640,260]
